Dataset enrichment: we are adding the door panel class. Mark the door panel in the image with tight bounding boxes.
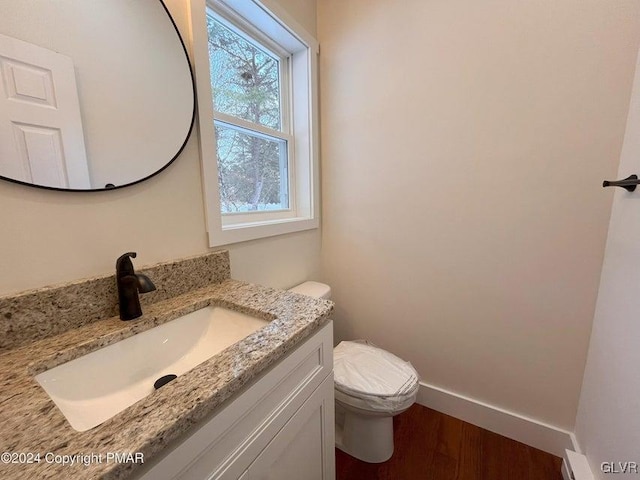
[248,375,335,480]
[12,123,66,185]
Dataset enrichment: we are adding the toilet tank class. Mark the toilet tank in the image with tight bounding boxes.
[289,281,331,300]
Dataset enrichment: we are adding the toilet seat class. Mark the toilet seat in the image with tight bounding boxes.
[335,387,417,415]
[334,341,419,413]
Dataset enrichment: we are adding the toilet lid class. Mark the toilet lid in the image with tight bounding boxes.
[333,341,418,400]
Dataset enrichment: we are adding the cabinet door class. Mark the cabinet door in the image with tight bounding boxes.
[247,375,335,480]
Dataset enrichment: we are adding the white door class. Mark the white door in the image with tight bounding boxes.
[574,47,640,475]
[0,33,90,189]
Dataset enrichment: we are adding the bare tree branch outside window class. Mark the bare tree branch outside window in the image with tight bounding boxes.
[207,17,288,213]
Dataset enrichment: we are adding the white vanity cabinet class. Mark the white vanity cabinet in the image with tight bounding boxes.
[137,321,335,480]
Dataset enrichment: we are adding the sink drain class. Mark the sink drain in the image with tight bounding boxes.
[154,374,177,390]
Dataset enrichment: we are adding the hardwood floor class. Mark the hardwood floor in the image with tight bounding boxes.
[335,404,563,480]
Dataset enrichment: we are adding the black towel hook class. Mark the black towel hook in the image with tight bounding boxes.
[602,174,640,192]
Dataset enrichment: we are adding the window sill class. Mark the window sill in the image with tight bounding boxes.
[208,216,319,246]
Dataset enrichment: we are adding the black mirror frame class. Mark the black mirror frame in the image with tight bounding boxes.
[0,0,197,193]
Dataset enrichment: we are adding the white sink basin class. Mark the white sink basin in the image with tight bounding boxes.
[35,306,270,432]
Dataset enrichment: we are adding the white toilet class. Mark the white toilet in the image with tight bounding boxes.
[289,281,419,463]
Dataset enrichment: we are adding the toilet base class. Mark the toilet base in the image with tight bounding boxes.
[335,401,394,463]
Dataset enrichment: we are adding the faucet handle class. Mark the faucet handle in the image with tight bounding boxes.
[116,252,137,276]
[117,252,137,263]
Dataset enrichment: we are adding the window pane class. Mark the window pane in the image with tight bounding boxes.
[215,123,288,213]
[207,15,281,131]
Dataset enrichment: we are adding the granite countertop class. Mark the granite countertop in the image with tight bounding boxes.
[0,279,333,480]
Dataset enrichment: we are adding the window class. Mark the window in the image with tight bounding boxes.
[208,14,289,214]
[191,0,319,246]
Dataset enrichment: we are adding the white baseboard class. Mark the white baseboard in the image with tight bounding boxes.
[563,450,595,480]
[416,381,576,457]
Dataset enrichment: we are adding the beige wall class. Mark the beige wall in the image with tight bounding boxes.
[318,0,640,429]
[0,0,319,296]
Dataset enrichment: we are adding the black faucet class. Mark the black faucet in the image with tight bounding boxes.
[116,252,156,320]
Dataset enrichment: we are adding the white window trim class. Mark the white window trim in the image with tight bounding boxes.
[188,0,320,247]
